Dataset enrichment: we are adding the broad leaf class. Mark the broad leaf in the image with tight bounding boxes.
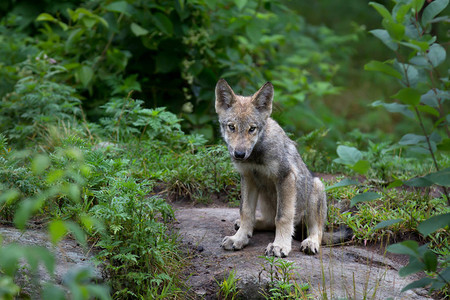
[105,1,132,16]
[334,145,363,166]
[365,60,402,79]
[351,160,370,175]
[152,12,173,36]
[422,0,449,25]
[234,0,248,10]
[370,2,393,20]
[371,100,414,118]
[350,192,381,207]
[130,22,149,36]
[36,13,57,22]
[391,87,421,106]
[49,220,68,245]
[399,257,425,276]
[387,240,420,257]
[418,213,450,236]
[369,29,398,51]
[325,178,359,191]
[398,133,426,146]
[427,44,446,67]
[401,277,432,292]
[423,251,437,272]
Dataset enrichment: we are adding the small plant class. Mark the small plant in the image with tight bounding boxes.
[216,270,240,300]
[259,256,310,299]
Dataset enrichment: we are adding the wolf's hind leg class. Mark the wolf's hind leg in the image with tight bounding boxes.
[300,177,327,254]
[234,192,276,231]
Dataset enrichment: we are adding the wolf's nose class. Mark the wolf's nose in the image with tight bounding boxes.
[234,151,246,159]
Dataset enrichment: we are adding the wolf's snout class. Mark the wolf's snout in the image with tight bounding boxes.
[233,150,246,160]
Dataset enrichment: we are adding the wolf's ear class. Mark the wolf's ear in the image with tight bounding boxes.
[215,79,236,113]
[252,82,273,116]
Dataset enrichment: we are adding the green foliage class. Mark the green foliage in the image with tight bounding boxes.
[258,256,310,299]
[387,213,450,293]
[0,0,356,142]
[216,270,240,300]
[0,143,110,299]
[91,179,180,298]
[0,54,81,147]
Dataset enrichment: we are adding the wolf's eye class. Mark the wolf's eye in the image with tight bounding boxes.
[228,124,235,131]
[249,126,257,133]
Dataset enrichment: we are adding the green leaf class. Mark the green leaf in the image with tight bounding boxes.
[152,12,173,36]
[104,1,132,16]
[427,44,446,67]
[382,19,405,40]
[399,257,425,276]
[423,251,437,272]
[398,133,426,146]
[234,0,248,10]
[370,2,393,20]
[387,240,420,257]
[401,277,432,292]
[65,221,87,247]
[397,63,419,87]
[422,0,449,26]
[374,219,404,230]
[369,29,398,51]
[350,192,381,207]
[351,160,370,175]
[49,220,68,245]
[24,246,55,274]
[76,65,94,88]
[36,13,57,22]
[412,0,425,12]
[42,284,65,300]
[416,105,439,117]
[405,176,433,187]
[386,179,404,189]
[31,154,50,175]
[325,178,359,191]
[130,22,149,36]
[391,88,421,106]
[418,213,450,236]
[364,60,402,79]
[371,100,414,118]
[0,189,20,204]
[334,145,362,166]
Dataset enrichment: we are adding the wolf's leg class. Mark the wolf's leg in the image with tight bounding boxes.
[265,173,296,257]
[300,177,326,254]
[222,176,257,250]
[255,193,276,230]
[234,192,276,231]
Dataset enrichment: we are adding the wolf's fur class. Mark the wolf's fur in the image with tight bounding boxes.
[215,79,329,257]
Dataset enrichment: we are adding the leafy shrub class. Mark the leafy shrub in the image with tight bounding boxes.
[0,53,81,147]
[91,178,181,298]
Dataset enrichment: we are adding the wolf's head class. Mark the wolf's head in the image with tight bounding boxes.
[215,79,273,161]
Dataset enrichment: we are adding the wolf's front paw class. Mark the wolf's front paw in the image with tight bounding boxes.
[300,238,320,254]
[221,235,248,251]
[265,243,291,258]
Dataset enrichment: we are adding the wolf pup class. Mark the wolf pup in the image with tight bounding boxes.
[215,79,327,257]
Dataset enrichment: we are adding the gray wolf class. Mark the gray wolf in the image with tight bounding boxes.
[215,79,331,257]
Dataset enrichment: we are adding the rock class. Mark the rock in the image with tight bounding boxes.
[0,226,102,292]
[175,207,432,300]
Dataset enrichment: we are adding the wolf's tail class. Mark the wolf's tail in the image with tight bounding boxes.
[322,225,353,245]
